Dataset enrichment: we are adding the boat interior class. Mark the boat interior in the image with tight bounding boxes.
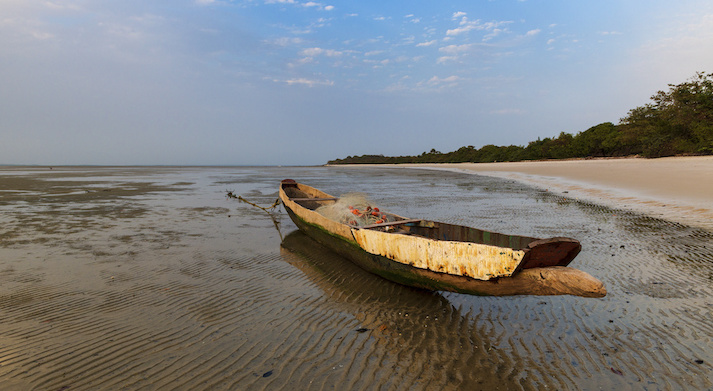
[282,181,539,251]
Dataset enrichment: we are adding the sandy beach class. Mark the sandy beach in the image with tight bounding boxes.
[1,166,712,390]
[368,156,713,230]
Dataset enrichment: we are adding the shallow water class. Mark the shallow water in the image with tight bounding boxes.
[0,166,711,390]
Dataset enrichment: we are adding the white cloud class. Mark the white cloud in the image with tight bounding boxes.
[447,18,512,38]
[270,37,304,46]
[364,57,391,68]
[437,56,458,64]
[290,57,314,66]
[264,0,333,9]
[44,2,82,10]
[413,75,462,89]
[436,44,472,64]
[282,78,335,87]
[402,35,415,45]
[439,43,472,54]
[525,29,541,36]
[302,2,333,10]
[482,21,512,31]
[300,47,342,57]
[452,11,467,19]
[483,28,505,41]
[447,24,476,36]
[365,50,384,56]
[384,82,408,93]
[31,30,54,40]
[428,75,460,85]
[416,40,437,47]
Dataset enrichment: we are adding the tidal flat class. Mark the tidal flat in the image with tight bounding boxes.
[0,166,711,390]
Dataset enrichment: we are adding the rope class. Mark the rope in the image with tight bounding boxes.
[226,191,281,212]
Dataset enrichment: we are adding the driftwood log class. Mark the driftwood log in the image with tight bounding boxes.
[443,266,606,297]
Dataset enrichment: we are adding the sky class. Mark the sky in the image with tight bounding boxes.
[2,0,712,165]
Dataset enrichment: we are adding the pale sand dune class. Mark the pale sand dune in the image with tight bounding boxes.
[358,156,713,230]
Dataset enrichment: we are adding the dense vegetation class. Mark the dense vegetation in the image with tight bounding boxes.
[328,71,713,165]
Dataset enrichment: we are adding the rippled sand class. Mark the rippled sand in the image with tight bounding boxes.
[0,166,711,390]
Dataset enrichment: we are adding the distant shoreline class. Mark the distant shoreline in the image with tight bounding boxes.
[337,155,713,230]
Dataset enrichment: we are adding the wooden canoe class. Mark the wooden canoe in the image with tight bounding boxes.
[279,179,606,297]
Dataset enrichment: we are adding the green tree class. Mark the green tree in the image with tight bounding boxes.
[620,71,713,157]
[572,122,621,157]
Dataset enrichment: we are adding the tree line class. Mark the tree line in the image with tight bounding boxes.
[328,71,713,165]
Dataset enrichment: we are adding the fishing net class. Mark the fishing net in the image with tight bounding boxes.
[315,193,390,227]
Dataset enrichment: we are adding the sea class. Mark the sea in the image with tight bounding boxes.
[0,166,711,390]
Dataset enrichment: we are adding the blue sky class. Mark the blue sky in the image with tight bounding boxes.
[2,0,712,165]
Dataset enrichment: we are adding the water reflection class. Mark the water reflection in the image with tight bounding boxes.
[281,229,542,390]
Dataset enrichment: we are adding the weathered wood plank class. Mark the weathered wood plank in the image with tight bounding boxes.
[291,197,339,202]
[360,219,423,229]
[352,227,525,280]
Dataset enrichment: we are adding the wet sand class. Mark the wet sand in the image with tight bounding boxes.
[0,166,712,390]
[359,156,713,230]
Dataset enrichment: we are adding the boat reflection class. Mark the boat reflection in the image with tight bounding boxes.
[279,229,526,389]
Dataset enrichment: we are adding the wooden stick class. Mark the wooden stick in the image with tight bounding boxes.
[360,219,423,229]
[226,191,280,212]
[291,197,339,202]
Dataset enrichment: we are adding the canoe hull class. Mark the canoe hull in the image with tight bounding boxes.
[352,227,524,280]
[281,197,606,297]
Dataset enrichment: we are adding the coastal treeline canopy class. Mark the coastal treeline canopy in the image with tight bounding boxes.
[329,71,713,164]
